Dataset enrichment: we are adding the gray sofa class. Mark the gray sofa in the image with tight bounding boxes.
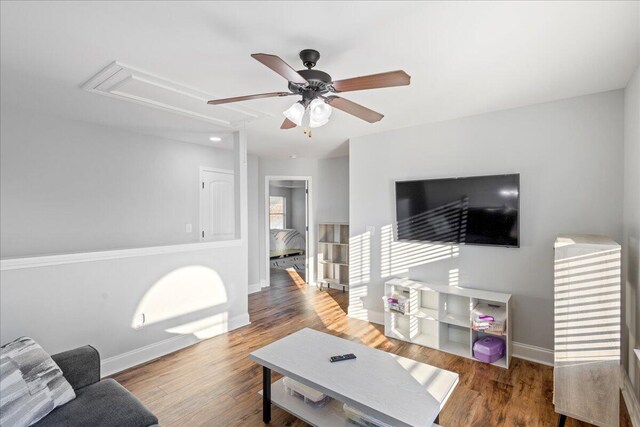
[32,346,159,427]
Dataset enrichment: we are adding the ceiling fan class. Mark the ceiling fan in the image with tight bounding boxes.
[207,49,410,135]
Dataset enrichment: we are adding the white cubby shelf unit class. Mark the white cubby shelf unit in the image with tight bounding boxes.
[317,223,349,291]
[384,278,513,369]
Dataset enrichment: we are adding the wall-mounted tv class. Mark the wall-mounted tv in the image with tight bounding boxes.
[395,174,519,247]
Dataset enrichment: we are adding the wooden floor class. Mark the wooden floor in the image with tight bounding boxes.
[114,269,633,427]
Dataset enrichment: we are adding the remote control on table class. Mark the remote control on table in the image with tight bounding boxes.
[329,353,356,363]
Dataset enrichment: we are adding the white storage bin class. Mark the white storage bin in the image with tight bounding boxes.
[282,377,331,408]
[382,294,409,315]
[343,403,393,427]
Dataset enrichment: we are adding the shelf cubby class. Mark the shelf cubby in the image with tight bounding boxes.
[470,298,507,337]
[439,323,471,358]
[420,289,439,310]
[439,294,471,328]
[415,318,439,348]
[339,224,349,244]
[318,223,337,244]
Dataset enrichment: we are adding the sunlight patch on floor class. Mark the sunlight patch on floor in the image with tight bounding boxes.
[286,268,306,290]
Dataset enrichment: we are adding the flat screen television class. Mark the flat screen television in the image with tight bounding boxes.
[395,174,519,247]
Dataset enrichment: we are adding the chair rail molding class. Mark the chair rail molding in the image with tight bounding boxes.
[0,240,242,271]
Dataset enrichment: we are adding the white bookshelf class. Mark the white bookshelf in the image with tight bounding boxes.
[318,223,349,291]
[384,278,512,369]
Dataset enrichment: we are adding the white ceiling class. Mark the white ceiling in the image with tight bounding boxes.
[1,1,638,159]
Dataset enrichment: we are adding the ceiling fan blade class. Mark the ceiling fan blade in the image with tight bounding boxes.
[280,118,297,129]
[207,91,293,105]
[331,70,411,93]
[251,53,308,85]
[323,95,384,123]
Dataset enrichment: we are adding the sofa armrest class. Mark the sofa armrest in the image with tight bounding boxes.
[51,345,100,391]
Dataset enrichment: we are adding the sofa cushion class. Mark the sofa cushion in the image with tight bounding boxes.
[0,337,76,427]
[50,346,100,391]
[32,379,158,427]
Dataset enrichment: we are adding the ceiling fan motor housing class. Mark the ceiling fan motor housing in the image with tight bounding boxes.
[289,69,333,101]
[299,49,320,69]
[288,50,333,101]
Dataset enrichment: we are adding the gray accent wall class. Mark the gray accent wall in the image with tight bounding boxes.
[349,90,624,351]
[0,107,234,258]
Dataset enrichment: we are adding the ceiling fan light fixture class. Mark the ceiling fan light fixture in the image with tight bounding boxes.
[309,117,330,128]
[283,101,305,126]
[309,98,332,128]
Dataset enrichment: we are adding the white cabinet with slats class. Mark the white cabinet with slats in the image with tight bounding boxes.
[553,234,621,427]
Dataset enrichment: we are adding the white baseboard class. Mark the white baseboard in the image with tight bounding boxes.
[248,283,262,294]
[101,313,250,377]
[621,366,640,427]
[101,334,200,378]
[260,279,268,288]
[512,341,554,366]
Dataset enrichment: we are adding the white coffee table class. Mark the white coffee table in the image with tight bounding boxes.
[249,328,459,427]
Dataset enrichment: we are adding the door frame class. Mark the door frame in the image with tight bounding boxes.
[199,167,235,242]
[264,175,313,287]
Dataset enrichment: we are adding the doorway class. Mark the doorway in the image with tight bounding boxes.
[264,176,313,287]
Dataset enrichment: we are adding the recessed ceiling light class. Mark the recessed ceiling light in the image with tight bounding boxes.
[289,154,298,159]
[209,136,222,142]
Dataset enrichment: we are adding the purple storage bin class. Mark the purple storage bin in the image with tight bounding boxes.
[473,336,505,363]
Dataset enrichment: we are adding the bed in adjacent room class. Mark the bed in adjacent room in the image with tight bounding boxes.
[270,229,306,273]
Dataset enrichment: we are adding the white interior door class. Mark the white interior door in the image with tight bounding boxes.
[200,169,235,241]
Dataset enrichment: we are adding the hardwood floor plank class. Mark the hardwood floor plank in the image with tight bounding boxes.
[113,269,632,427]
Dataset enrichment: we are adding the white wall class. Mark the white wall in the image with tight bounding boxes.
[0,110,250,375]
[349,90,624,351]
[247,154,260,288]
[0,245,249,375]
[257,156,349,284]
[0,107,235,258]
[291,187,307,236]
[623,64,640,401]
[317,156,349,224]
